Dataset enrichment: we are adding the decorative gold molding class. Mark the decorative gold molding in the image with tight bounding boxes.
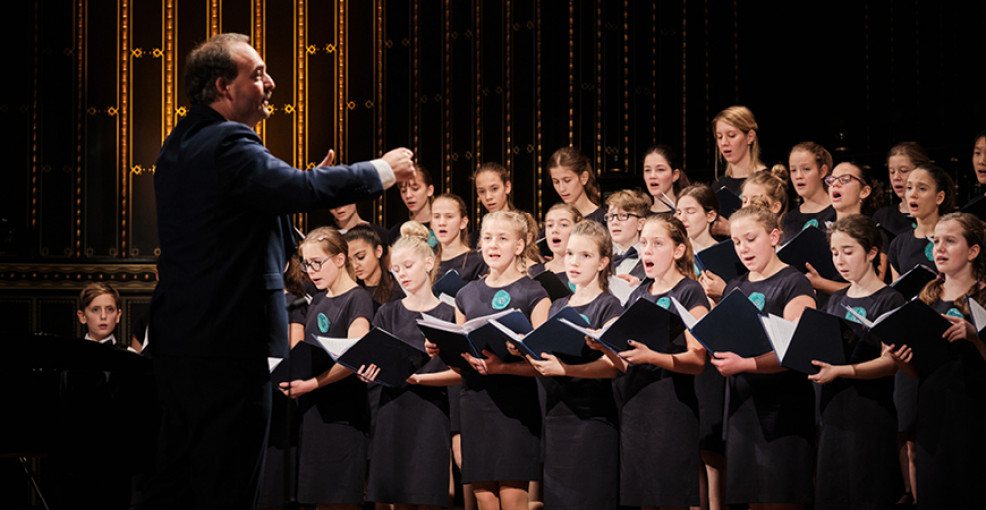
[0,263,158,291]
[567,0,573,146]
[505,0,512,179]
[210,0,220,37]
[535,0,542,220]
[164,0,174,138]
[121,0,130,258]
[339,0,347,161]
[75,0,85,258]
[443,0,451,192]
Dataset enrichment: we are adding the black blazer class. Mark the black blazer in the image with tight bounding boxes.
[149,104,385,359]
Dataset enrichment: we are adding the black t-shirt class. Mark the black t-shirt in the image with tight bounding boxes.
[438,251,489,283]
[781,205,837,243]
[887,231,934,276]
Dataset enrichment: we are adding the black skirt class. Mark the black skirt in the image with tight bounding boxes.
[617,367,701,507]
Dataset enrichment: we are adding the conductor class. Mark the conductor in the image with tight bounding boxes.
[139,33,415,509]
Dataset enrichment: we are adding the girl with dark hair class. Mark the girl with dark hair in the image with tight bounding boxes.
[549,147,606,224]
[642,145,689,213]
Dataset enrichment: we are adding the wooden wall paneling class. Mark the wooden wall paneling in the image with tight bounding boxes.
[597,1,620,176]
[627,1,656,175]
[38,298,77,338]
[447,0,477,215]
[381,0,410,230]
[509,0,538,217]
[536,0,571,206]
[80,0,121,259]
[346,0,382,226]
[221,0,253,35]
[478,0,504,203]
[652,0,682,174]
[682,0,711,177]
[572,0,596,169]
[301,0,335,230]
[416,0,445,189]
[258,0,295,169]
[37,0,78,259]
[128,0,163,260]
[0,3,36,259]
[0,298,34,339]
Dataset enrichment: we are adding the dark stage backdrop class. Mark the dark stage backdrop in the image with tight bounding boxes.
[1,0,984,340]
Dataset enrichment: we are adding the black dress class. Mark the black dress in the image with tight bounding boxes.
[438,250,489,283]
[365,300,454,507]
[915,300,986,508]
[584,205,607,225]
[887,231,934,277]
[454,277,549,483]
[529,263,574,295]
[872,204,915,239]
[816,286,905,510]
[541,293,622,510]
[297,288,373,505]
[437,250,487,435]
[257,293,309,508]
[886,230,936,434]
[615,279,705,507]
[713,175,747,196]
[722,266,816,505]
[780,205,836,243]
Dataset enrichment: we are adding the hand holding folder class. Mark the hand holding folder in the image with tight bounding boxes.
[558,298,685,362]
[312,328,430,388]
[845,299,951,375]
[491,307,594,363]
[415,309,533,371]
[695,239,746,283]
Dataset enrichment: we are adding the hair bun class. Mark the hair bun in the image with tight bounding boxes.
[400,221,430,241]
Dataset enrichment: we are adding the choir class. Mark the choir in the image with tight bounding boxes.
[82,108,986,510]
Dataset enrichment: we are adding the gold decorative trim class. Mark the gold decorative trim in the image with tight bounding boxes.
[0,263,159,291]
[595,0,602,173]
[210,0,220,37]
[253,0,265,141]
[75,0,85,258]
[375,0,385,224]
[505,0,512,178]
[567,0,573,146]
[121,0,130,258]
[164,0,174,138]
[681,0,686,169]
[535,0,542,220]
[474,0,482,227]
[443,0,451,192]
[296,0,306,169]
[411,0,420,156]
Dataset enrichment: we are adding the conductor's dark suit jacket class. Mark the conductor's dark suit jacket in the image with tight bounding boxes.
[149,104,384,360]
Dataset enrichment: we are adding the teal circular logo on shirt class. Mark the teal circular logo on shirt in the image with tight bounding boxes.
[749,292,766,311]
[491,289,511,310]
[946,307,964,319]
[427,230,438,248]
[845,306,867,324]
[580,313,591,325]
[803,219,819,230]
[657,297,671,309]
[924,241,934,262]
[317,313,330,333]
[568,281,577,292]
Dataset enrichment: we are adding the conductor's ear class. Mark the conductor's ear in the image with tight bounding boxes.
[214,77,230,98]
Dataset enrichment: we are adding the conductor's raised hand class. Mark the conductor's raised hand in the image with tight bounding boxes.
[318,148,336,167]
[382,147,416,182]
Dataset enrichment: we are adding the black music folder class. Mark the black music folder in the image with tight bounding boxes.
[433,269,467,299]
[416,309,533,369]
[533,269,573,301]
[846,299,951,375]
[561,297,686,357]
[493,306,594,363]
[695,239,746,282]
[716,186,743,218]
[767,307,856,374]
[889,264,937,301]
[676,289,773,358]
[317,328,429,388]
[777,226,842,281]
